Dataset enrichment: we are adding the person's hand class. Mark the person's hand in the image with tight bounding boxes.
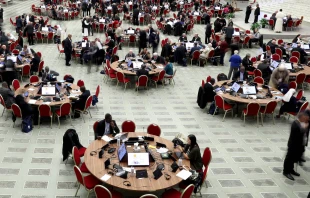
[176,145,183,151]
[110,121,115,128]
[97,136,102,140]
[278,78,282,83]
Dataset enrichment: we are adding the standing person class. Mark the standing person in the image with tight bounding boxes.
[64,34,72,66]
[253,4,260,23]
[132,6,139,25]
[283,112,309,181]
[275,9,285,33]
[219,39,228,66]
[23,22,34,45]
[139,29,147,53]
[82,1,87,17]
[228,50,242,79]
[245,4,251,23]
[150,31,159,53]
[86,2,92,16]
[0,6,3,23]
[224,23,234,45]
[115,24,123,50]
[16,16,23,34]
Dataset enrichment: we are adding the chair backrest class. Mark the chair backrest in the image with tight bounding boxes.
[83,95,93,111]
[122,120,136,132]
[95,85,100,98]
[59,103,71,116]
[250,57,257,63]
[291,51,300,59]
[296,73,306,84]
[289,81,297,89]
[244,102,260,116]
[254,69,262,77]
[277,39,283,45]
[243,36,250,44]
[202,147,212,168]
[137,75,148,87]
[157,70,166,81]
[287,20,293,27]
[73,165,84,186]
[261,100,277,114]
[129,35,136,42]
[12,103,22,118]
[93,120,99,134]
[201,80,205,88]
[296,89,303,100]
[22,65,31,76]
[192,50,200,59]
[272,54,280,61]
[94,185,112,198]
[77,80,85,87]
[299,101,309,113]
[72,146,81,166]
[140,195,158,198]
[30,75,39,83]
[12,79,20,91]
[147,123,161,136]
[112,46,118,55]
[181,184,195,198]
[275,48,282,57]
[208,49,214,58]
[116,72,125,82]
[254,76,264,84]
[269,19,274,25]
[39,104,51,117]
[289,56,299,64]
[214,95,225,109]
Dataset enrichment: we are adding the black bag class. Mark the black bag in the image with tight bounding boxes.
[22,116,33,133]
[172,138,184,147]
[217,73,228,81]
[64,75,74,83]
[208,101,218,115]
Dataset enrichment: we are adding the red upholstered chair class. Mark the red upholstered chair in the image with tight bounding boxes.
[286,20,293,31]
[291,51,300,60]
[250,57,257,63]
[21,65,31,82]
[77,80,85,87]
[245,30,251,34]
[259,100,277,126]
[36,32,44,43]
[136,75,148,92]
[12,79,20,91]
[201,80,205,88]
[213,95,233,121]
[162,184,194,198]
[105,67,117,84]
[147,123,161,136]
[191,50,200,66]
[116,72,130,90]
[47,32,54,43]
[296,73,306,89]
[242,102,260,127]
[269,19,274,30]
[0,95,12,120]
[289,56,299,64]
[122,120,136,132]
[55,103,72,128]
[99,23,105,32]
[277,39,283,45]
[73,165,100,197]
[112,46,118,56]
[275,48,283,58]
[94,185,123,198]
[241,36,250,48]
[151,70,166,88]
[74,95,93,123]
[296,89,303,100]
[140,194,158,198]
[254,76,264,84]
[128,35,136,47]
[57,44,64,57]
[37,61,44,75]
[38,104,52,128]
[94,85,100,110]
[30,75,39,83]
[73,147,89,174]
[11,103,22,128]
[287,101,308,120]
[253,69,262,77]
[12,49,19,55]
[272,54,280,61]
[164,68,177,86]
[289,81,297,90]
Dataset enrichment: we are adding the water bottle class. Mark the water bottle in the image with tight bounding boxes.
[56,93,59,98]
[178,158,183,166]
[131,166,134,176]
[117,138,120,147]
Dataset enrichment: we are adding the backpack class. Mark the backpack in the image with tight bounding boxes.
[217,73,228,81]
[92,95,98,106]
[22,116,33,133]
[208,101,218,115]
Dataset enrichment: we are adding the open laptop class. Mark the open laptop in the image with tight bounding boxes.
[231,82,240,93]
[127,59,133,67]
[118,143,127,162]
[303,44,310,50]
[127,153,149,166]
[41,86,56,96]
[55,83,61,93]
[285,62,293,70]
[243,86,257,95]
[7,56,17,63]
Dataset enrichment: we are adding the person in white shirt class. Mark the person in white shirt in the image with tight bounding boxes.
[21,45,32,56]
[95,38,103,50]
[6,33,16,42]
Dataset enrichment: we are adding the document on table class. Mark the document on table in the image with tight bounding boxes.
[43,102,51,105]
[176,169,192,180]
[28,100,37,104]
[100,174,111,181]
[28,88,35,91]
[102,135,112,142]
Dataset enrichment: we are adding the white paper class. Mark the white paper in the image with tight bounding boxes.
[176,169,192,180]
[123,167,136,173]
[28,100,37,104]
[102,135,112,142]
[156,147,168,153]
[43,102,51,105]
[100,174,111,181]
[28,88,35,91]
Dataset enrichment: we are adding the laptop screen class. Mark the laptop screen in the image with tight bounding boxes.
[243,86,257,95]
[127,59,132,67]
[7,56,17,63]
[55,83,61,93]
[231,82,240,92]
[41,86,56,96]
[127,153,149,166]
[118,143,127,162]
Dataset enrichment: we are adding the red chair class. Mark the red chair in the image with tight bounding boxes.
[12,49,19,55]
[38,104,52,128]
[93,120,99,137]
[254,76,264,84]
[73,165,100,197]
[74,95,93,123]
[269,19,274,30]
[136,75,148,92]
[272,54,280,61]
[291,51,300,60]
[0,95,12,120]
[77,80,84,87]
[139,16,144,25]
[289,81,297,89]
[38,61,44,74]
[94,85,100,110]
[242,102,260,127]
[162,184,194,198]
[245,30,251,34]
[254,69,262,77]
[277,39,283,45]
[128,35,136,47]
[47,32,54,44]
[287,101,308,120]
[121,120,136,132]
[259,101,277,126]
[30,75,39,83]
[104,67,117,84]
[151,70,166,88]
[147,123,161,136]
[116,72,130,90]
[112,46,118,56]
[99,23,105,32]
[286,20,293,31]
[94,185,122,198]
[296,89,303,100]
[196,15,201,24]
[296,73,306,89]
[213,95,233,121]
[140,194,158,198]
[73,146,89,173]
[11,103,22,128]
[242,36,250,48]
[36,32,44,43]
[289,56,299,64]
[21,65,31,82]
[12,79,20,91]
[55,103,72,128]
[275,48,283,58]
[191,50,201,66]
[57,44,64,57]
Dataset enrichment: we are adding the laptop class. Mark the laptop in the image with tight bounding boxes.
[231,82,240,93]
[7,56,17,63]
[118,143,127,162]
[127,153,149,166]
[285,62,293,70]
[303,45,310,50]
[55,83,61,93]
[127,30,135,35]
[120,133,129,141]
[41,86,56,96]
[242,86,257,95]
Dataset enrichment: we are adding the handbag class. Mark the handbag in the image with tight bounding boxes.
[21,116,33,133]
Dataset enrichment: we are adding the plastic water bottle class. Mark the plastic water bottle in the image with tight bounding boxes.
[117,138,120,147]
[131,166,134,176]
[178,158,183,166]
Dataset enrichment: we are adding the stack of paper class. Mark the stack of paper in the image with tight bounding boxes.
[176,170,192,180]
[102,135,111,142]
[28,100,37,104]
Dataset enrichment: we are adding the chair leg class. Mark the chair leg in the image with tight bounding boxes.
[58,116,60,128]
[222,111,227,122]
[213,107,217,116]
[81,112,85,123]
[261,113,264,126]
[5,110,9,121]
[1,108,4,116]
[88,109,92,118]
[38,116,41,128]
[50,116,52,128]
[86,190,90,198]
[69,114,72,125]
[243,113,245,126]
[95,104,98,110]
[257,115,259,127]
[75,184,80,197]
[272,113,275,125]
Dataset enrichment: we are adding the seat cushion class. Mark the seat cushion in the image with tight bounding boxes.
[111,190,123,198]
[223,102,233,110]
[162,188,181,198]
[80,162,90,173]
[78,147,86,157]
[83,174,101,190]
[124,78,130,83]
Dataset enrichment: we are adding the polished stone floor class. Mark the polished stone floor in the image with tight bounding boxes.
[0,0,309,198]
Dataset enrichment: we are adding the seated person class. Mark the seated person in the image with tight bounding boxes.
[190,42,201,56]
[291,43,308,64]
[242,53,254,72]
[71,86,90,117]
[41,66,59,82]
[15,94,33,119]
[0,45,11,56]
[204,78,216,103]
[95,113,120,139]
[0,82,15,108]
[232,66,248,81]
[95,38,103,50]
[159,14,165,22]
[6,33,16,42]
[178,33,187,42]
[257,59,272,83]
[151,52,165,64]
[249,28,260,48]
[136,64,149,77]
[191,33,201,42]
[175,134,203,171]
[199,43,214,60]
[139,48,148,57]
[125,49,136,59]
[164,57,173,77]
[30,53,41,74]
[277,89,303,118]
[20,45,32,56]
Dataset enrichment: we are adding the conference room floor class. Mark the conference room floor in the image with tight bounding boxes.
[0,1,309,198]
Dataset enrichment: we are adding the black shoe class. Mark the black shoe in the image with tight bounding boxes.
[300,158,306,162]
[291,170,300,177]
[299,161,304,166]
[66,64,71,66]
[283,172,294,180]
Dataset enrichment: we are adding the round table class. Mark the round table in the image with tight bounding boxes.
[84,132,190,192]
[214,80,284,105]
[110,61,163,76]
[15,82,80,106]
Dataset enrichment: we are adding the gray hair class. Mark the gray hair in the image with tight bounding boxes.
[234,50,239,54]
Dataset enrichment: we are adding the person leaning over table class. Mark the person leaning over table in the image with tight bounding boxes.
[242,53,254,72]
[95,113,120,140]
[41,66,59,82]
[71,86,90,118]
[232,66,248,81]
[257,59,272,83]
[21,45,31,56]
[228,50,241,80]
[269,64,289,89]
[0,45,10,56]
[291,43,308,64]
[151,52,165,64]
[179,33,187,43]
[191,33,201,42]
[175,134,203,171]
[277,89,303,118]
[136,64,149,78]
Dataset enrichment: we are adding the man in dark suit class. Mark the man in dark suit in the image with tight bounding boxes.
[179,33,187,42]
[204,78,216,103]
[0,82,14,107]
[64,34,72,66]
[23,22,34,45]
[151,53,165,64]
[139,30,147,53]
[279,43,287,60]
[283,112,309,180]
[0,45,10,56]
[224,24,234,45]
[232,66,248,81]
[242,53,254,72]
[174,43,187,66]
[191,34,201,42]
[245,5,251,23]
[291,44,308,64]
[71,86,91,117]
[190,42,201,56]
[205,23,212,44]
[95,113,120,139]
[257,59,272,83]
[136,64,149,77]
[161,40,173,59]
[254,4,260,23]
[133,7,139,25]
[16,16,23,34]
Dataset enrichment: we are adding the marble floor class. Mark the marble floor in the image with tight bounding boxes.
[0,0,309,198]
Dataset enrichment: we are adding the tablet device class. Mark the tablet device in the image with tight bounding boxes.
[136,169,148,178]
